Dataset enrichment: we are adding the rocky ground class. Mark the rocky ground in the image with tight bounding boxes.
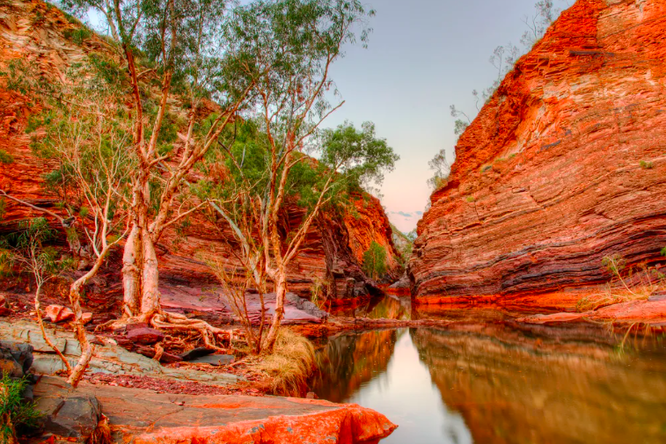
[0,314,397,443]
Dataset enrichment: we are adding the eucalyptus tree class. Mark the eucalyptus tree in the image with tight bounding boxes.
[217,0,384,350]
[1,58,134,385]
[206,118,397,351]
[61,0,257,341]
[0,219,72,378]
[37,95,133,386]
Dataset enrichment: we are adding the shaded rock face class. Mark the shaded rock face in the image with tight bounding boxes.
[411,0,666,302]
[0,0,400,304]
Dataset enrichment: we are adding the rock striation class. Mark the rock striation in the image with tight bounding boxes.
[411,0,666,303]
[0,0,400,305]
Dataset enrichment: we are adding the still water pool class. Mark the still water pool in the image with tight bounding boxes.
[312,320,666,443]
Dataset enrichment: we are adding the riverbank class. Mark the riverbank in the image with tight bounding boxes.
[0,318,396,443]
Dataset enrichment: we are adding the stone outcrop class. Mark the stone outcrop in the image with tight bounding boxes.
[0,0,400,306]
[34,376,397,444]
[411,0,666,303]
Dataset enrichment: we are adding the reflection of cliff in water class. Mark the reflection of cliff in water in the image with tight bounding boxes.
[411,327,666,444]
[329,294,411,320]
[313,329,401,403]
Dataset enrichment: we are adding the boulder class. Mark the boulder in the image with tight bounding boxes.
[389,273,410,289]
[41,395,102,441]
[81,312,93,325]
[126,327,165,345]
[45,305,74,323]
[649,291,666,303]
[0,340,34,378]
[285,292,329,320]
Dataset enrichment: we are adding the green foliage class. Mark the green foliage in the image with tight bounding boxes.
[465,196,475,203]
[602,254,626,277]
[63,27,92,45]
[661,247,666,257]
[0,373,42,440]
[0,199,5,220]
[640,160,654,170]
[427,149,450,190]
[0,218,67,279]
[362,241,387,280]
[86,53,127,90]
[320,121,399,196]
[0,149,14,164]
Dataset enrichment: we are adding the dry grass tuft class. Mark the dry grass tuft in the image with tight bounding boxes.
[576,260,666,313]
[255,329,316,397]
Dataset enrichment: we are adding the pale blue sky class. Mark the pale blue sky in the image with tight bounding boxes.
[323,0,573,232]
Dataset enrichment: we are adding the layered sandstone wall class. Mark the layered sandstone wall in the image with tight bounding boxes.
[0,0,400,303]
[410,0,666,302]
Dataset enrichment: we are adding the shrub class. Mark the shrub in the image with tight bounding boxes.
[0,373,41,442]
[465,196,475,203]
[0,150,14,164]
[362,241,387,280]
[640,160,654,170]
[256,329,316,396]
[63,28,92,46]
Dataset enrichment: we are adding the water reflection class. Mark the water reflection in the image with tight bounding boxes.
[329,294,411,320]
[314,329,472,443]
[314,324,666,443]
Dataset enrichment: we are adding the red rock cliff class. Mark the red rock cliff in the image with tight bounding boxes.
[0,0,400,304]
[410,0,666,302]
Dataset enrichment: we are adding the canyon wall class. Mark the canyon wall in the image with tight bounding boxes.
[0,0,400,304]
[410,0,666,302]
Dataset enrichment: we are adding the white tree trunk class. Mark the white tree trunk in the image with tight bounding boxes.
[139,228,160,322]
[263,269,287,351]
[121,225,141,317]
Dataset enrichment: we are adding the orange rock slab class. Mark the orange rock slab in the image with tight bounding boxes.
[34,377,397,444]
[133,404,396,444]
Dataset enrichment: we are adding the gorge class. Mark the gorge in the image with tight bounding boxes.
[1,0,666,443]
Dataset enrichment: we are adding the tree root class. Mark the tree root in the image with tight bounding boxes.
[150,311,231,353]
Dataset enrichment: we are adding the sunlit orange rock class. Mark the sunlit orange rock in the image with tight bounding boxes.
[44,304,74,323]
[34,376,397,444]
[411,0,666,306]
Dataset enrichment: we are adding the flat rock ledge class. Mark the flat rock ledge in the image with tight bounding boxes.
[34,376,397,444]
[0,320,239,386]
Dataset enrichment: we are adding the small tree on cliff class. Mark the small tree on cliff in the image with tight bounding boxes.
[1,60,134,386]
[362,240,387,280]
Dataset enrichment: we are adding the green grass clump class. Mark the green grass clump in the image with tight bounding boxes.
[0,150,14,164]
[640,160,654,170]
[63,28,92,46]
[1,373,41,441]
